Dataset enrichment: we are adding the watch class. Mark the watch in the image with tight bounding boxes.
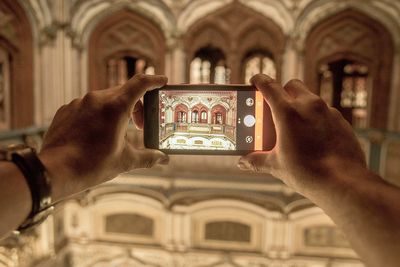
[5,145,54,231]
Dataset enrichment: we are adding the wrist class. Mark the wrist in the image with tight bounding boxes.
[38,149,79,202]
[301,160,375,208]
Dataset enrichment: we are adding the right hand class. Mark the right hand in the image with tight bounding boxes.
[238,74,367,195]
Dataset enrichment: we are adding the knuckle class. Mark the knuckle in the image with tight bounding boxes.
[308,97,328,113]
[68,98,81,107]
[82,91,98,105]
[285,79,301,88]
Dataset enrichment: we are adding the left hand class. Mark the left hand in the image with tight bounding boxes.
[39,74,169,201]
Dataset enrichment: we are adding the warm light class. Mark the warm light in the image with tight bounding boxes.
[255,91,264,150]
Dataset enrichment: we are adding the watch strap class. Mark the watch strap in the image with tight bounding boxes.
[11,147,52,231]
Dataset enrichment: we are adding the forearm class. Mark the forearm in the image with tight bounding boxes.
[0,162,31,238]
[304,168,400,267]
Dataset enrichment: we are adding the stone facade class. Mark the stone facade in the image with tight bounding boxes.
[1,0,400,266]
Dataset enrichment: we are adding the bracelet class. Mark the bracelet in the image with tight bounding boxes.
[10,147,53,231]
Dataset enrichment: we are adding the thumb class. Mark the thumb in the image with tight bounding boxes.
[238,151,277,173]
[123,146,169,170]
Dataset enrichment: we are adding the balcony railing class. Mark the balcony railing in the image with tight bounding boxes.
[0,126,399,186]
[160,122,236,141]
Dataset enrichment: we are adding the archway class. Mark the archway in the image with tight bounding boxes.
[184,2,285,84]
[0,0,33,129]
[88,9,165,91]
[305,9,394,129]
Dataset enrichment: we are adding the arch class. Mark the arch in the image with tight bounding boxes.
[70,0,174,46]
[88,9,166,91]
[174,103,188,123]
[90,192,165,244]
[295,0,400,48]
[211,104,227,124]
[0,0,34,129]
[184,2,285,83]
[305,9,394,128]
[177,0,291,35]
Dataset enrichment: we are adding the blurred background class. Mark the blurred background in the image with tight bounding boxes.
[1,0,400,266]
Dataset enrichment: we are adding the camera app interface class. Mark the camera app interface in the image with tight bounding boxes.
[158,89,264,151]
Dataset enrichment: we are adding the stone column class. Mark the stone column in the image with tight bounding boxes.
[281,36,303,84]
[166,36,186,84]
[388,49,400,131]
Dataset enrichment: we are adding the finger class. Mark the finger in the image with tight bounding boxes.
[132,100,144,129]
[131,148,169,169]
[120,74,167,109]
[283,79,312,99]
[250,74,290,112]
[238,151,276,173]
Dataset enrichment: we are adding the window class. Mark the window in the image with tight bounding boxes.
[200,111,207,123]
[190,47,230,84]
[107,56,154,87]
[192,110,199,123]
[0,48,10,130]
[244,52,276,83]
[105,213,154,237]
[319,60,369,128]
[305,226,350,248]
[205,221,251,243]
[177,111,187,123]
[215,113,223,124]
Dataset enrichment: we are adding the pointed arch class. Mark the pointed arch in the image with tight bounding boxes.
[88,9,166,91]
[184,2,285,84]
[305,9,394,128]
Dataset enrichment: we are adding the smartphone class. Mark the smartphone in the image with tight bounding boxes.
[143,84,275,155]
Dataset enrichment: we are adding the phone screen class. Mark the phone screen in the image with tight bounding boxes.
[157,88,264,152]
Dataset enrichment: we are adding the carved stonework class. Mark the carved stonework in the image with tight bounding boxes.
[305,9,394,128]
[88,10,166,91]
[184,2,286,83]
[105,213,154,237]
[304,226,350,248]
[0,9,16,44]
[0,0,34,129]
[205,221,251,243]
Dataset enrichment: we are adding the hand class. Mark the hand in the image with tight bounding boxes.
[239,74,367,196]
[39,74,169,201]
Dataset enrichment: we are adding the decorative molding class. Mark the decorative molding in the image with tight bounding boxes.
[88,9,166,90]
[304,9,394,129]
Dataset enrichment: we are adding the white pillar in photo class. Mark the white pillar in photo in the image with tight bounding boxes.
[208,110,212,124]
[166,107,174,123]
[188,108,192,123]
